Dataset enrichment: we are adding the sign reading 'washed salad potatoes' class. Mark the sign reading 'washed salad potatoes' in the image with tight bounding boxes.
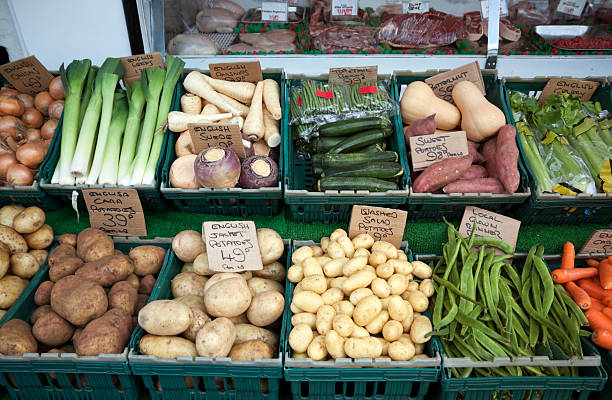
[82,189,147,237]
[348,205,408,248]
[459,206,521,251]
[203,221,263,272]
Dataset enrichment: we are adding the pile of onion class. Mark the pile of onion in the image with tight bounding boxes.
[0,77,64,186]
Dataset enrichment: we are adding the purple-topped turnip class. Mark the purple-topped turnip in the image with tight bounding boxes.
[239,155,278,189]
[194,147,241,188]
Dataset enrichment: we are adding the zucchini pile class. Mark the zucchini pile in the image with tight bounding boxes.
[311,117,404,192]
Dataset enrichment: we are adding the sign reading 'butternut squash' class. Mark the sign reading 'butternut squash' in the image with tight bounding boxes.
[424,62,486,104]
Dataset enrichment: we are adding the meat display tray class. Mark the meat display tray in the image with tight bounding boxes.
[204,32,238,51]
[242,6,305,24]
[536,25,611,51]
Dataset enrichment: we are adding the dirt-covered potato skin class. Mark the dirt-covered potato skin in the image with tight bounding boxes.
[74,309,133,356]
[50,275,108,326]
[76,228,114,262]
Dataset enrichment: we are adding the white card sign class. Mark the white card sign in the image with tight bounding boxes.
[480,0,509,18]
[203,221,263,272]
[262,2,288,22]
[332,0,358,16]
[403,1,428,13]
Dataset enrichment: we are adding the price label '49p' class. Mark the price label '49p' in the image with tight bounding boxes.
[332,0,358,16]
[556,0,587,17]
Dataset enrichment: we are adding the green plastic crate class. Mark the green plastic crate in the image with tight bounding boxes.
[283,241,441,400]
[38,82,181,213]
[160,72,284,216]
[395,71,531,221]
[283,76,410,224]
[0,238,172,400]
[128,240,289,400]
[502,78,612,225]
[593,347,612,400]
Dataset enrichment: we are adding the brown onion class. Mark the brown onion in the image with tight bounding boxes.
[25,128,41,142]
[0,153,18,179]
[0,87,19,96]
[17,93,34,108]
[40,139,51,151]
[48,76,65,100]
[16,142,45,169]
[6,164,34,186]
[48,100,64,120]
[34,91,53,116]
[41,119,58,140]
[21,108,43,128]
[0,96,25,117]
[0,115,26,139]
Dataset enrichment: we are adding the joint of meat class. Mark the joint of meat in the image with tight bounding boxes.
[376,11,467,48]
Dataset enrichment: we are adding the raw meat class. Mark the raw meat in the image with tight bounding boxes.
[211,0,245,19]
[239,29,296,46]
[311,26,378,52]
[167,33,221,55]
[464,11,483,42]
[508,1,550,27]
[376,12,467,48]
[196,7,238,33]
[482,18,521,42]
[226,43,296,53]
[595,7,612,24]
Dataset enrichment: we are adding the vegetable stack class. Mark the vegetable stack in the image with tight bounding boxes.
[510,91,612,195]
[52,56,184,186]
[553,242,612,351]
[432,223,588,377]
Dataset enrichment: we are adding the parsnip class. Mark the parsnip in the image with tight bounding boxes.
[243,81,265,141]
[168,111,232,132]
[263,79,282,120]
[216,92,249,117]
[201,104,220,115]
[202,74,256,104]
[180,93,202,114]
[263,108,281,147]
[183,71,244,116]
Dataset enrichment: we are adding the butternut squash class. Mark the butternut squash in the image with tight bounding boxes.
[400,81,460,131]
[452,81,506,142]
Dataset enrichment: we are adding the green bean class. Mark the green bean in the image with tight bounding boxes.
[533,257,555,315]
[437,294,458,330]
[553,284,569,315]
[454,337,481,361]
[490,262,503,307]
[433,286,445,328]
[531,262,543,314]
[432,276,485,308]
[511,312,530,345]
[474,333,508,358]
[524,366,547,376]
[482,258,503,331]
[493,253,513,264]
[455,310,508,343]
[502,263,522,291]
[522,246,537,287]
[529,316,540,347]
[459,251,478,315]
[471,236,514,254]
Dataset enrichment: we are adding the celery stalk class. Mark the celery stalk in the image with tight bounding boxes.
[142,56,184,185]
[70,58,123,182]
[86,72,122,184]
[98,93,129,185]
[57,59,91,185]
[78,67,97,130]
[117,82,145,186]
[129,67,166,185]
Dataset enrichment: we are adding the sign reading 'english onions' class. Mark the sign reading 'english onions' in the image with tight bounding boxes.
[209,62,263,83]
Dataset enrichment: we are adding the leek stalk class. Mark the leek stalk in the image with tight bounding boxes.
[117,82,145,185]
[98,92,129,185]
[78,68,97,130]
[142,55,184,185]
[129,67,166,185]
[57,59,91,185]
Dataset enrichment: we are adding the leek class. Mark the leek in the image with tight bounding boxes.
[98,92,129,185]
[142,55,184,185]
[57,59,91,185]
[70,58,123,182]
[86,71,123,184]
[129,67,166,185]
[78,67,97,130]
[117,81,145,185]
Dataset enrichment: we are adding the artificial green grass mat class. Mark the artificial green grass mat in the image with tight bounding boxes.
[45,205,608,255]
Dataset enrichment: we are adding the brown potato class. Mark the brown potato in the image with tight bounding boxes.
[24,224,53,250]
[195,317,235,358]
[34,280,54,305]
[49,256,83,282]
[229,340,274,360]
[171,272,207,298]
[74,309,132,356]
[0,310,5,319]
[140,334,197,359]
[10,252,40,278]
[0,249,9,279]
[0,319,37,355]
[126,274,140,291]
[129,246,167,276]
[0,225,28,254]
[76,228,114,262]
[50,275,108,326]
[252,261,286,282]
[47,244,76,266]
[138,300,192,336]
[0,275,28,308]
[75,254,134,287]
[139,275,156,295]
[0,205,25,227]
[234,324,279,348]
[32,311,74,347]
[72,328,83,343]
[108,281,138,316]
[58,233,77,247]
[12,206,45,234]
[29,249,48,267]
[30,305,53,324]
[135,294,149,314]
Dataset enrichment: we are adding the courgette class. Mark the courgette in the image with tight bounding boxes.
[311,136,344,153]
[312,151,398,169]
[321,162,403,179]
[327,129,392,154]
[317,177,398,192]
[319,117,389,136]
[357,143,386,153]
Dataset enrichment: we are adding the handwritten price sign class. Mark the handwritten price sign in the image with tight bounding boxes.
[556,0,586,16]
[332,0,357,16]
[203,221,263,272]
[82,189,147,237]
[262,2,288,22]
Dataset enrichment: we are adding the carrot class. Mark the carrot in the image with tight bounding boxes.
[577,278,611,300]
[564,282,591,310]
[599,260,612,290]
[603,307,612,320]
[585,309,612,331]
[551,267,598,283]
[243,81,264,141]
[603,293,612,307]
[201,74,255,104]
[586,259,600,268]
[609,256,612,264]
[262,79,282,120]
[591,298,605,311]
[561,242,575,269]
[592,329,612,350]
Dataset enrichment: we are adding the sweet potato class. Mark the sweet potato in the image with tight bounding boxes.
[443,178,505,194]
[403,114,436,145]
[481,137,498,179]
[495,124,520,194]
[34,280,54,306]
[461,165,488,180]
[412,155,473,193]
[75,254,134,287]
[467,140,485,164]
